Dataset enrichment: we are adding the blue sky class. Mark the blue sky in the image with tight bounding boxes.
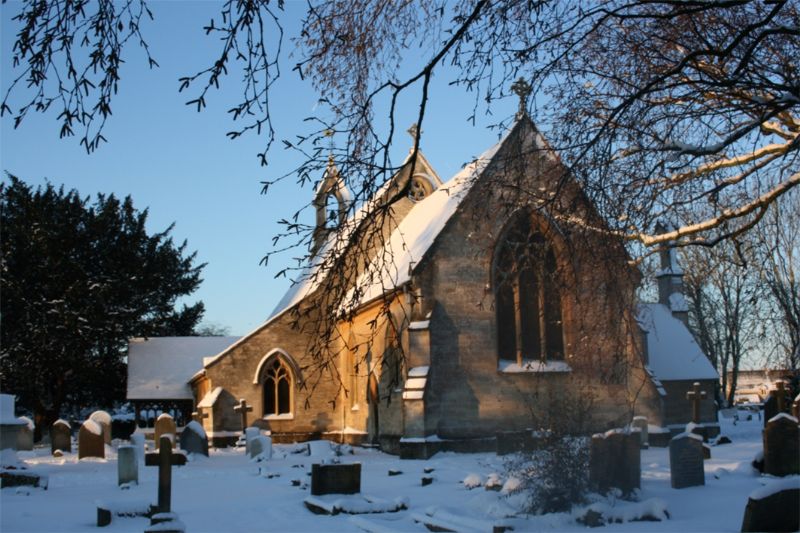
[1,1,518,335]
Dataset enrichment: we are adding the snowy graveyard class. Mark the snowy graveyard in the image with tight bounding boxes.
[2,411,799,533]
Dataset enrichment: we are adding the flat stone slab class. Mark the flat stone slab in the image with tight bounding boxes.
[95,499,151,527]
[304,494,408,515]
[0,469,48,489]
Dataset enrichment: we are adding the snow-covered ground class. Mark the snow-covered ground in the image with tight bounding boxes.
[1,412,794,532]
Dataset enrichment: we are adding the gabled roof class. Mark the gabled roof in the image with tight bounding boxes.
[637,303,718,381]
[204,117,552,369]
[127,336,240,400]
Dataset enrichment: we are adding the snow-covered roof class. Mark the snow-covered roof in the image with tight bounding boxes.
[204,118,536,370]
[638,303,718,381]
[127,337,240,400]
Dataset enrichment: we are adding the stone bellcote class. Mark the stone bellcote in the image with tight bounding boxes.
[312,159,350,256]
[654,221,689,325]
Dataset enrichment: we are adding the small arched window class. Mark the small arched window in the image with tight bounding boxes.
[494,213,564,365]
[263,358,293,416]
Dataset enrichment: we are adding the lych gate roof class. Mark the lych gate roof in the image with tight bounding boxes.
[638,303,718,382]
[127,336,240,400]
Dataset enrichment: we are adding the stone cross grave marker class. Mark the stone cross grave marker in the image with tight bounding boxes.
[234,399,253,432]
[118,445,138,486]
[50,419,71,455]
[669,432,704,489]
[686,382,707,424]
[763,413,799,477]
[145,436,187,514]
[78,419,105,459]
[154,413,177,451]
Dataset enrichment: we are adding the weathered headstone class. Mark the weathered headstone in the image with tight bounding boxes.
[78,420,105,459]
[50,419,72,455]
[763,381,789,428]
[16,416,34,451]
[118,445,138,486]
[179,421,208,457]
[589,430,640,496]
[631,416,649,448]
[145,436,187,514]
[310,463,361,495]
[763,413,800,477]
[233,399,253,431]
[741,480,800,532]
[248,435,272,460]
[669,432,704,489]
[792,393,800,419]
[89,410,112,445]
[244,426,260,456]
[130,432,145,460]
[154,413,177,451]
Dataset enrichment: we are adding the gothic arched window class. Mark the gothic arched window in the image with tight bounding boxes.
[263,358,293,416]
[494,214,564,365]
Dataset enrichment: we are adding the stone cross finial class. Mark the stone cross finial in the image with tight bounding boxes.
[145,436,186,513]
[407,123,422,141]
[686,382,707,424]
[234,398,253,431]
[511,77,532,119]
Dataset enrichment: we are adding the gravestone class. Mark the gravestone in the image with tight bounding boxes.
[145,436,187,514]
[154,413,177,450]
[310,463,361,495]
[248,435,272,460]
[741,481,800,532]
[89,410,112,445]
[50,419,72,455]
[763,381,788,428]
[669,433,704,489]
[16,417,34,451]
[244,426,260,456]
[589,430,640,496]
[130,432,146,460]
[179,421,208,457]
[78,420,105,459]
[631,416,648,448]
[118,445,138,486]
[793,393,800,419]
[763,413,799,477]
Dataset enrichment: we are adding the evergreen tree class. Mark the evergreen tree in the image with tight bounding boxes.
[0,175,205,439]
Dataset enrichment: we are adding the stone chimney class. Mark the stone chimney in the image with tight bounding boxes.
[654,221,689,325]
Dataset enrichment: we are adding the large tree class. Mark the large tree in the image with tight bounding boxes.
[0,176,205,438]
[3,1,798,383]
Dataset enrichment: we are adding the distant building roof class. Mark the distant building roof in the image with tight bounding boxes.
[638,303,718,382]
[127,336,240,400]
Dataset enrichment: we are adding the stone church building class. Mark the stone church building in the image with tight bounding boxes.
[129,114,718,456]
